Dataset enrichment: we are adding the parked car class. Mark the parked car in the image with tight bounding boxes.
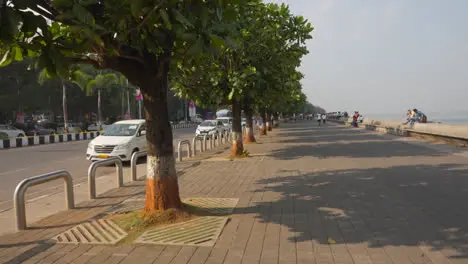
[216,117,233,131]
[25,124,55,136]
[87,122,108,131]
[195,120,225,138]
[57,123,82,133]
[0,124,26,138]
[191,114,204,123]
[86,119,146,162]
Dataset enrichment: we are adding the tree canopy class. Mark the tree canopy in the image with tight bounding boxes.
[0,0,323,211]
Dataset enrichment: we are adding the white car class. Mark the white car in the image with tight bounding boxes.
[0,124,26,138]
[216,117,233,131]
[86,119,146,162]
[195,120,225,138]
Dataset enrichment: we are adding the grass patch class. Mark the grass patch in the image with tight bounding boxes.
[107,204,199,244]
[229,150,250,159]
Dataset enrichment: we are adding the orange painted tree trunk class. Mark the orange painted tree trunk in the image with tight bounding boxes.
[141,52,182,213]
[243,97,256,143]
[231,98,244,156]
[260,109,267,136]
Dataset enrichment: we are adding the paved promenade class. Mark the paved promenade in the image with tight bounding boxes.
[1,121,468,263]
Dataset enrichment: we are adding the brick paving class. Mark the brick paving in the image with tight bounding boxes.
[2,121,468,263]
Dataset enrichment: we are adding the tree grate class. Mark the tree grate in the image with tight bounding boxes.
[52,219,128,245]
[135,216,228,247]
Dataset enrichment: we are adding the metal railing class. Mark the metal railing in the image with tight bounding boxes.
[131,150,147,181]
[14,170,74,230]
[192,137,204,156]
[88,157,123,199]
[177,140,192,161]
[203,135,209,151]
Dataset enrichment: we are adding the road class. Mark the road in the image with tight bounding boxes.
[0,127,197,210]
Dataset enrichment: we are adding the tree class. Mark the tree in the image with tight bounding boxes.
[173,2,313,150]
[1,0,248,212]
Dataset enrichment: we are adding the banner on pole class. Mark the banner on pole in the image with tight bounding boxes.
[189,101,196,117]
[135,89,143,101]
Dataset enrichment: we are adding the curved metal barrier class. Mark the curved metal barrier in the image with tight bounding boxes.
[178,140,192,161]
[192,137,204,156]
[203,135,209,151]
[88,157,123,199]
[131,150,147,181]
[14,170,74,230]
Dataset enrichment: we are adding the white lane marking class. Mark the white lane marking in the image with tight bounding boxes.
[0,168,26,176]
[27,194,49,203]
[54,156,82,164]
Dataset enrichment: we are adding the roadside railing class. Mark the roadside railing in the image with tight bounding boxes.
[14,170,74,230]
[131,150,147,181]
[12,133,231,231]
[203,135,209,151]
[192,137,204,156]
[177,140,192,162]
[88,157,123,199]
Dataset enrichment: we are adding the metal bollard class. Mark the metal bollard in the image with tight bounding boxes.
[131,150,147,181]
[87,157,123,199]
[203,135,208,151]
[192,137,204,156]
[177,140,192,161]
[14,170,74,230]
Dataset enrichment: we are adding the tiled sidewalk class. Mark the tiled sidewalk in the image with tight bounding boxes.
[2,121,468,263]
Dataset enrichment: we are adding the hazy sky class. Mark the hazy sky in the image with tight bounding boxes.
[269,0,468,115]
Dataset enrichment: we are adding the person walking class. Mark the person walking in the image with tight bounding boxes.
[321,113,326,124]
[317,113,322,126]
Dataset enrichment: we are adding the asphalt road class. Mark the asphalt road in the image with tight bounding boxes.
[0,127,197,210]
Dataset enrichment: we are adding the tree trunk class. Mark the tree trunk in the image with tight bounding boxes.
[142,53,181,212]
[97,88,102,130]
[273,112,279,128]
[231,97,244,156]
[121,89,125,118]
[244,100,256,143]
[260,109,267,136]
[266,111,272,131]
[62,81,69,133]
[126,82,131,118]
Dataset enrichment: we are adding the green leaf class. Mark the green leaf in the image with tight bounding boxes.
[172,9,193,28]
[131,0,145,16]
[159,9,172,29]
[0,50,12,67]
[12,46,24,61]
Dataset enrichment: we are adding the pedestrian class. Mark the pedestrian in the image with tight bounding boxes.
[317,113,322,126]
[321,113,326,124]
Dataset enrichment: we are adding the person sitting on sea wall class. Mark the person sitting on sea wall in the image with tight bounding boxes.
[403,109,427,127]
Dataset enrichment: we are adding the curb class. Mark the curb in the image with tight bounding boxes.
[0,132,101,149]
[0,123,199,150]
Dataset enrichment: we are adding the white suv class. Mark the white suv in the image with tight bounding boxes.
[195,120,225,138]
[86,119,146,162]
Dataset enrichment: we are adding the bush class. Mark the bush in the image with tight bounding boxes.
[0,132,8,140]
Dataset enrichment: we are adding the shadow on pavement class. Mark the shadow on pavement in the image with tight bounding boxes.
[269,140,444,159]
[245,163,468,259]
